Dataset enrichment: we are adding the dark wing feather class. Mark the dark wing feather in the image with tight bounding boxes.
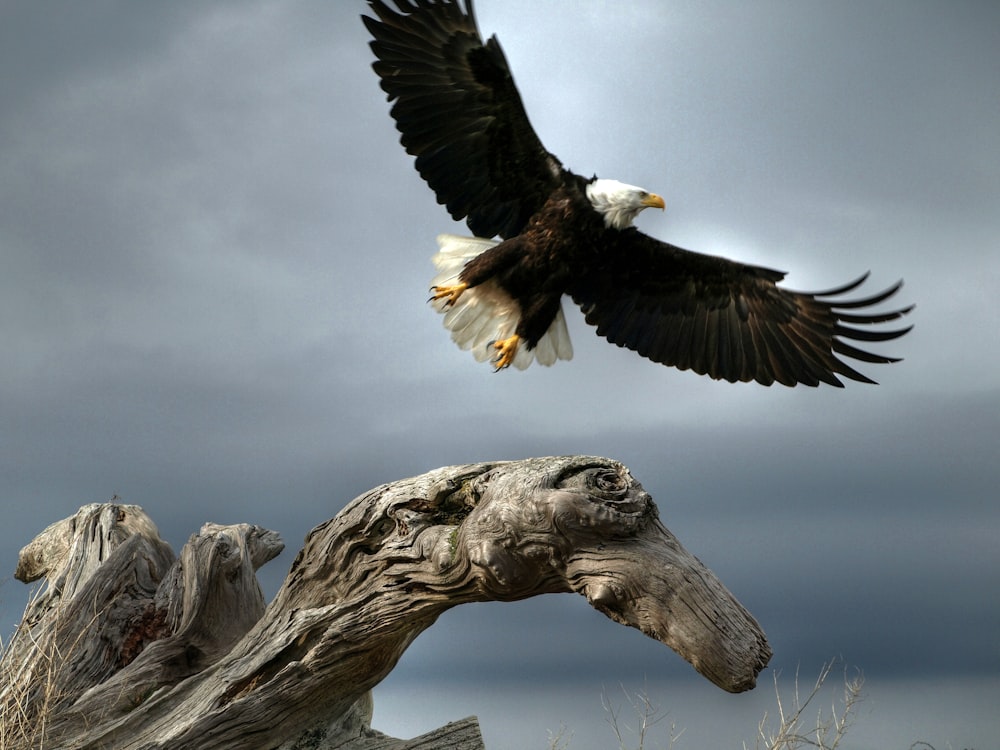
[569,231,913,387]
[364,0,564,239]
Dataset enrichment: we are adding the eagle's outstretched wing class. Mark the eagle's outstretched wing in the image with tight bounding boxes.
[569,231,913,387]
[364,0,564,239]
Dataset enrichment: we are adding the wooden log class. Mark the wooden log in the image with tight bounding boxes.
[0,456,770,749]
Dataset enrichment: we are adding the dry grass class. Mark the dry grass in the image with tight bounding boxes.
[0,583,95,750]
[747,660,865,750]
[1,585,54,749]
[549,660,864,750]
[601,683,685,750]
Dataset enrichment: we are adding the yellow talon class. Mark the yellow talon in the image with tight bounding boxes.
[490,334,520,371]
[430,282,468,308]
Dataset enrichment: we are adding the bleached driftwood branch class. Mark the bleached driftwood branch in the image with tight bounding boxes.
[1,456,771,749]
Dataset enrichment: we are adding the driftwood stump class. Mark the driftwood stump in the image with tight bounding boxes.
[0,456,771,749]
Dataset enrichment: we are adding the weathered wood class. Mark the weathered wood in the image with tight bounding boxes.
[0,456,770,749]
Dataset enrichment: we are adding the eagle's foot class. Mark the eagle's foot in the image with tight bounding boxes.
[489,334,521,371]
[429,282,468,308]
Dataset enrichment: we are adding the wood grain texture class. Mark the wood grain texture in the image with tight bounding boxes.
[1,457,769,749]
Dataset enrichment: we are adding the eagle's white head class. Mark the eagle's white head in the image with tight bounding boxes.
[586,178,665,230]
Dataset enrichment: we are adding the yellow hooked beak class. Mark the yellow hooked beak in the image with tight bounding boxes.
[641,193,665,210]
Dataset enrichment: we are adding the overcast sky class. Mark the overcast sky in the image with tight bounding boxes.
[2,1,998,748]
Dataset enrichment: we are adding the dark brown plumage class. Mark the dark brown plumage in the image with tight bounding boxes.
[364,0,913,386]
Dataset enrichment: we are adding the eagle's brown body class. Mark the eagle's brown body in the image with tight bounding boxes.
[457,179,596,349]
[365,0,912,385]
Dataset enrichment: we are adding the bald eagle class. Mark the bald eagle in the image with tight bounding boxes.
[364,0,912,386]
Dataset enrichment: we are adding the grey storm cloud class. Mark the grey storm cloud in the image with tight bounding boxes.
[1,2,998,748]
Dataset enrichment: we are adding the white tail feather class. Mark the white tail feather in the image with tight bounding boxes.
[431,234,573,370]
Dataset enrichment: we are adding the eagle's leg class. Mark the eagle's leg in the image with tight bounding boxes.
[489,334,520,371]
[429,281,468,308]
[441,236,524,309]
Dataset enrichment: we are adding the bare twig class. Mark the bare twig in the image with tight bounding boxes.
[746,659,865,750]
[602,684,685,750]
